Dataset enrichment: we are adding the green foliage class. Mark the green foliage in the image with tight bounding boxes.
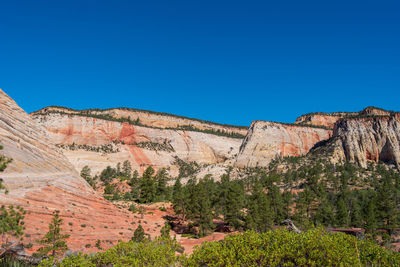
[132,225,146,242]
[173,157,200,178]
[136,140,175,152]
[56,143,119,154]
[37,210,70,257]
[80,166,96,189]
[0,205,26,241]
[99,166,117,185]
[0,144,12,193]
[187,228,400,266]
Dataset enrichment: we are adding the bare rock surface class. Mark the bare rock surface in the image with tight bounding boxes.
[235,121,332,167]
[32,111,242,175]
[326,115,400,168]
[0,89,142,252]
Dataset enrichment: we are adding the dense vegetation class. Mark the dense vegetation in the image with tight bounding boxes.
[81,161,172,203]
[56,143,119,154]
[36,229,400,266]
[168,157,400,240]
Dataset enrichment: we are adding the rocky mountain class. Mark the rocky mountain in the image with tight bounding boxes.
[0,89,157,252]
[235,121,332,168]
[31,108,243,176]
[31,105,400,176]
[312,114,400,168]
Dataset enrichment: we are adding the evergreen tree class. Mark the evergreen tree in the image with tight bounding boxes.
[132,225,146,242]
[37,210,70,257]
[267,183,285,224]
[364,198,377,233]
[139,166,157,203]
[335,197,349,227]
[100,166,117,185]
[122,160,132,178]
[172,178,186,219]
[315,197,335,226]
[160,223,171,238]
[196,180,214,237]
[80,165,96,189]
[224,181,245,229]
[350,198,363,227]
[245,181,272,232]
[155,168,169,202]
[0,205,26,243]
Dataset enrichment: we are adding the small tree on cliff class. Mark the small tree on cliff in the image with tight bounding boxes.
[132,225,146,242]
[0,205,26,243]
[37,210,70,257]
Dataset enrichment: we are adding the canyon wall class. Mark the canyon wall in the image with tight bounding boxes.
[326,115,400,168]
[235,121,332,167]
[32,112,243,175]
[0,89,155,252]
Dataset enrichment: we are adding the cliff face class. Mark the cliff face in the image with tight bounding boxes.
[327,115,400,168]
[33,106,248,136]
[0,89,154,252]
[235,121,332,167]
[294,107,392,129]
[32,112,242,175]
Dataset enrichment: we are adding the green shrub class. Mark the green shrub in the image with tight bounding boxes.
[187,228,400,266]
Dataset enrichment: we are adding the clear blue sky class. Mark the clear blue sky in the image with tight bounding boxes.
[1,0,399,126]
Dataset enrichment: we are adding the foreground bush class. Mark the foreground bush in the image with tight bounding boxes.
[39,237,185,267]
[187,228,400,266]
[39,228,400,266]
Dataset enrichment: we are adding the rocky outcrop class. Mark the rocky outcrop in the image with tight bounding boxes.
[33,106,248,136]
[31,112,242,175]
[0,89,158,252]
[294,107,393,129]
[235,121,332,168]
[325,115,400,168]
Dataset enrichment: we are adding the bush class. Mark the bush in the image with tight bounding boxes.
[187,228,400,266]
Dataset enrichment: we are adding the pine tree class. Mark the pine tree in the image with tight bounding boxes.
[315,197,334,226]
[0,205,26,243]
[37,210,70,257]
[0,145,12,192]
[160,223,171,238]
[132,225,146,242]
[80,165,95,189]
[245,181,272,232]
[350,198,363,227]
[172,178,186,219]
[364,198,377,233]
[335,197,349,227]
[155,168,169,202]
[267,183,285,224]
[224,181,245,230]
[122,160,132,178]
[139,166,156,203]
[196,180,214,237]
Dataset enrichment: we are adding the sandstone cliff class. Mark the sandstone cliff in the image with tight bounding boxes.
[0,89,159,252]
[235,121,332,168]
[33,106,248,136]
[31,112,242,175]
[314,114,400,168]
[294,106,391,129]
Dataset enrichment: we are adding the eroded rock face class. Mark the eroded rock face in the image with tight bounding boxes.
[294,107,392,129]
[0,89,145,252]
[330,115,400,168]
[235,121,332,167]
[31,112,243,175]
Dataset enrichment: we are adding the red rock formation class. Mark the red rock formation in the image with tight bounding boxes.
[31,112,243,175]
[235,121,332,167]
[0,89,155,253]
